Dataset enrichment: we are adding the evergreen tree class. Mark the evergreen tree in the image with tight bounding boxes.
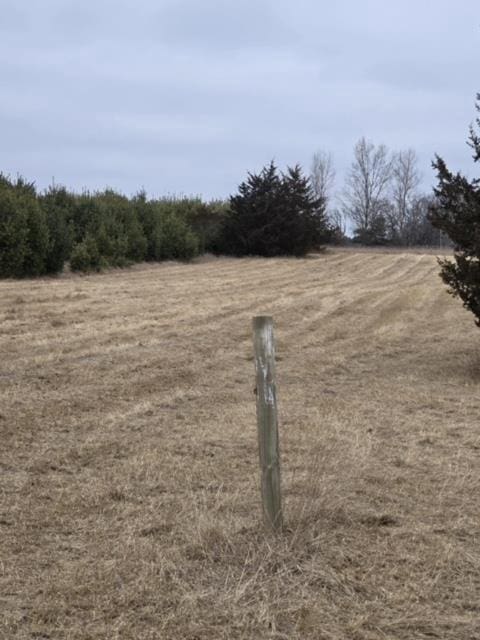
[0,181,29,277]
[281,165,331,255]
[353,212,388,245]
[429,94,480,326]
[0,175,50,277]
[39,185,75,273]
[70,234,103,272]
[219,162,330,257]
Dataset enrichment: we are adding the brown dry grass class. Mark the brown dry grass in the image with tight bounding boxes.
[1,249,479,640]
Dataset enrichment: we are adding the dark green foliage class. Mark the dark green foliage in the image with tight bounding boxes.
[0,161,332,277]
[39,186,75,273]
[70,234,103,272]
[184,199,229,254]
[281,165,331,255]
[0,181,29,277]
[132,191,157,261]
[70,193,99,244]
[23,200,50,276]
[156,214,199,261]
[0,175,204,277]
[353,214,388,245]
[219,162,283,257]
[0,175,50,277]
[429,94,480,326]
[85,190,147,267]
[134,193,201,262]
[219,162,330,257]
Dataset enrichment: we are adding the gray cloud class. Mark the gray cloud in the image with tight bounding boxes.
[0,0,478,198]
[153,0,295,52]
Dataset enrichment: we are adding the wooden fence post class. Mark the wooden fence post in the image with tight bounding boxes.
[252,316,283,532]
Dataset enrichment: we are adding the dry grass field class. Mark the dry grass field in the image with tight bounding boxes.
[1,248,480,640]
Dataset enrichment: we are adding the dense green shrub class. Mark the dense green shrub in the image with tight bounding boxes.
[0,175,51,277]
[39,186,75,273]
[94,190,147,264]
[158,214,199,260]
[132,191,158,261]
[70,234,103,272]
[133,194,200,262]
[183,199,229,254]
[0,184,29,277]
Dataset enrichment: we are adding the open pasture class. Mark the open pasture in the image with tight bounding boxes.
[1,249,479,639]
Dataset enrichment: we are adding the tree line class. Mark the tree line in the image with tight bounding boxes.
[0,130,467,279]
[311,140,447,246]
[0,162,331,277]
[0,176,230,277]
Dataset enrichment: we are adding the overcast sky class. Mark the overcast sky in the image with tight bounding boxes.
[1,0,479,200]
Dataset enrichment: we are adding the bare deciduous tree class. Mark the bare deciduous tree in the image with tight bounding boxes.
[342,137,392,240]
[310,150,335,207]
[406,195,449,247]
[329,208,348,238]
[387,149,421,244]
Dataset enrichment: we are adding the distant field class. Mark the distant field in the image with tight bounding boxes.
[1,249,479,640]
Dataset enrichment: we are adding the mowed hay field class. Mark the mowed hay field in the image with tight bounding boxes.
[1,249,480,640]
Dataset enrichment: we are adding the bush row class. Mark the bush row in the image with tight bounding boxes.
[0,174,228,277]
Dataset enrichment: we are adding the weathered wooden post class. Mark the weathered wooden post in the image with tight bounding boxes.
[252,316,283,532]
